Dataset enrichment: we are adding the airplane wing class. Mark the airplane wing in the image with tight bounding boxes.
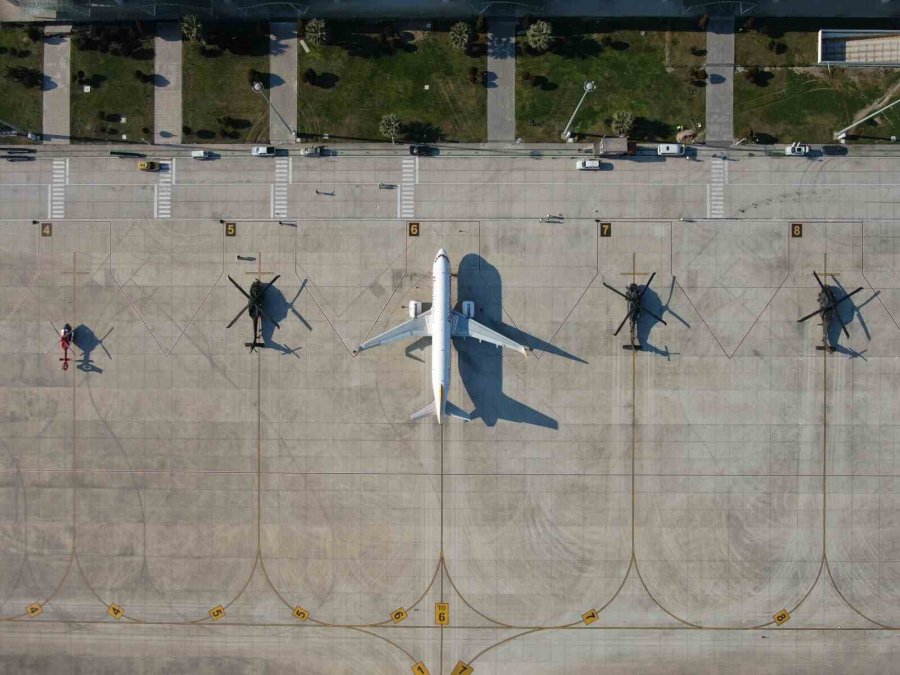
[357,310,432,352]
[450,311,528,355]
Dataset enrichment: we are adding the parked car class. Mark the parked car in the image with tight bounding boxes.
[784,142,810,157]
[409,144,437,156]
[575,159,603,170]
[191,150,212,160]
[657,143,685,157]
[138,160,160,172]
[251,146,276,157]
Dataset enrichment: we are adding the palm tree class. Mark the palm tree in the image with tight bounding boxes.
[379,114,401,144]
[526,20,553,52]
[449,22,472,52]
[611,110,635,137]
[180,15,204,45]
[305,19,327,47]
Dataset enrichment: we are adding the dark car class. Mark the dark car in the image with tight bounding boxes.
[409,144,437,157]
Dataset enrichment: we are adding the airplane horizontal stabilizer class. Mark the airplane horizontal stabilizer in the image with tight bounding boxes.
[411,401,435,421]
[445,401,472,421]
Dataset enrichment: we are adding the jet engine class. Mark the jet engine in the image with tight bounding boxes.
[462,301,475,318]
[409,301,423,318]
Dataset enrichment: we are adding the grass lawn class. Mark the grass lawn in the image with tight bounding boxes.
[297,21,487,142]
[0,26,43,140]
[517,20,706,142]
[182,23,269,143]
[733,68,900,143]
[70,32,155,143]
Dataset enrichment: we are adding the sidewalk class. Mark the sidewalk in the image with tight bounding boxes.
[487,18,516,142]
[154,22,182,144]
[269,22,298,143]
[705,17,734,146]
[42,25,71,144]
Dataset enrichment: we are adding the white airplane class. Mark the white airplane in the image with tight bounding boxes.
[357,249,528,423]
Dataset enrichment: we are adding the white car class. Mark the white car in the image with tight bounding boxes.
[657,143,685,156]
[191,150,211,160]
[575,159,602,170]
[785,142,810,156]
[251,146,276,157]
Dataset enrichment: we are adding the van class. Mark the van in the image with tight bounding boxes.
[657,143,685,156]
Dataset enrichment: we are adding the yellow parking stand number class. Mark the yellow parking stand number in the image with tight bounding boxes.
[26,602,42,617]
[581,609,599,625]
[209,605,226,621]
[435,602,449,625]
[391,607,408,623]
[40,222,52,237]
[773,609,790,626]
[791,223,802,238]
[451,662,473,675]
[292,605,309,622]
[107,603,124,620]
[600,222,611,237]
[411,662,430,675]
[225,222,237,237]
[408,222,419,237]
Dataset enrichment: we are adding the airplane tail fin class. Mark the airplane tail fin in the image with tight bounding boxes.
[445,401,472,421]
[411,402,435,421]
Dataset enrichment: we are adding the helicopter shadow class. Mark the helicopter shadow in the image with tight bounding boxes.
[455,254,573,429]
[826,279,876,358]
[73,324,112,373]
[259,280,311,357]
[632,277,690,358]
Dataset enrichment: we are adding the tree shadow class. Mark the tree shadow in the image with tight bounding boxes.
[196,129,216,140]
[151,73,169,87]
[403,120,443,143]
[84,73,107,88]
[41,74,57,91]
[611,41,630,51]
[633,117,673,141]
[554,33,603,59]
[456,253,559,429]
[315,72,339,89]
[531,75,558,91]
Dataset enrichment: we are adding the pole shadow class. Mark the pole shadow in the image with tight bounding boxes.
[455,254,562,429]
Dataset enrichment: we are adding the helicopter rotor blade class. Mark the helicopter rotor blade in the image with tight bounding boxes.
[603,282,630,300]
[643,307,668,325]
[228,275,252,299]
[613,310,632,336]
[833,286,864,308]
[638,272,657,300]
[226,304,250,329]
[258,307,281,329]
[262,274,281,294]
[798,307,824,323]
[812,270,826,290]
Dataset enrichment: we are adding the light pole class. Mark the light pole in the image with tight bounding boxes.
[252,81,295,142]
[561,80,595,141]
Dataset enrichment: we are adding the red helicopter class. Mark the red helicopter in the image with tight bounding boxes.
[59,323,75,370]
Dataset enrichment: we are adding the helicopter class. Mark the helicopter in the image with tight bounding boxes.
[797,271,863,352]
[227,274,281,351]
[603,272,667,350]
[59,323,75,370]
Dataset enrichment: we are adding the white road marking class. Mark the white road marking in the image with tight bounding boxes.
[49,158,66,219]
[274,156,289,218]
[156,162,172,219]
[708,157,726,219]
[400,158,415,219]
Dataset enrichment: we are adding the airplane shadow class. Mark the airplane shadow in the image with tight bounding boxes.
[259,281,311,357]
[455,254,573,430]
[826,280,875,358]
[73,324,112,373]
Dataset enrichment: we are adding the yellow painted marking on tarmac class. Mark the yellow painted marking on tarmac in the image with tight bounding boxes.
[773,609,791,626]
[451,661,473,675]
[581,608,599,625]
[292,605,309,622]
[208,605,226,621]
[621,252,648,284]
[435,602,449,625]
[26,602,42,617]
[411,661,430,675]
[107,603,124,620]
[390,607,408,623]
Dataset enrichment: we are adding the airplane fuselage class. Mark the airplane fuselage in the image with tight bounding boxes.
[431,250,451,424]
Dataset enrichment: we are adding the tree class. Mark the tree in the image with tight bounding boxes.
[25,25,42,43]
[449,21,472,52]
[5,65,42,89]
[611,110,635,137]
[181,15,205,44]
[526,20,553,52]
[379,113,401,143]
[302,68,316,86]
[475,14,487,34]
[468,66,479,84]
[305,18,327,47]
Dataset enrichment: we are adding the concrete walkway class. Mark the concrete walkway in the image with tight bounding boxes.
[487,18,516,142]
[42,26,71,144]
[154,22,182,144]
[705,16,734,146]
[269,23,298,143]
